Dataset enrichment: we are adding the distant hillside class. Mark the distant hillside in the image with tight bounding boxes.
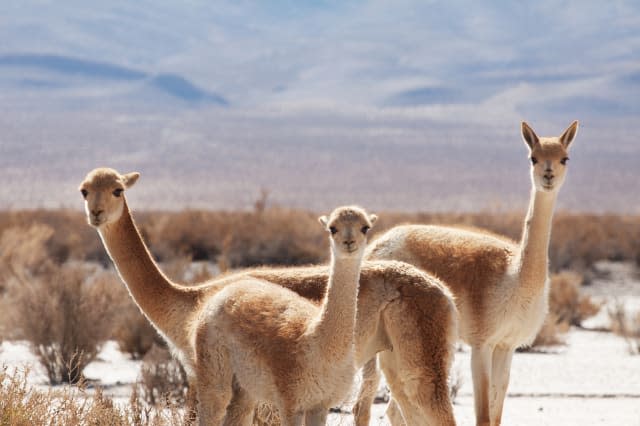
[0,53,228,106]
[0,1,638,213]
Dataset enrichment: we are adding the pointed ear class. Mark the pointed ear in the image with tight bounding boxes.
[122,172,140,188]
[521,121,539,150]
[559,120,579,149]
[318,215,329,228]
[369,214,378,226]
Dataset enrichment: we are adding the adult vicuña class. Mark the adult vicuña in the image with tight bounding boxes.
[196,206,374,425]
[79,167,457,425]
[355,121,579,426]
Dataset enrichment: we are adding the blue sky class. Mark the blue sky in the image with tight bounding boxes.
[1,0,638,123]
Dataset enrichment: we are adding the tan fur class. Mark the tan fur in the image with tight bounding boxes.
[242,260,458,425]
[79,168,457,425]
[356,121,579,426]
[195,206,375,425]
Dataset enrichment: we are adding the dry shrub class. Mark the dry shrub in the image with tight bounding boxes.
[142,207,326,268]
[112,298,160,360]
[529,313,571,348]
[3,209,640,273]
[0,366,182,425]
[549,271,602,327]
[525,271,601,350]
[1,223,122,383]
[609,301,640,355]
[137,344,189,407]
[8,266,122,384]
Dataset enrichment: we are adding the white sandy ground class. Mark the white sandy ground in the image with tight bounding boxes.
[2,328,639,425]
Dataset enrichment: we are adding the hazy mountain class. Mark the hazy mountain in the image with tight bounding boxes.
[0,1,638,213]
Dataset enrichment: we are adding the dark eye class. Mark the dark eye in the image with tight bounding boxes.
[113,188,123,197]
[81,189,88,199]
[361,225,370,234]
[329,226,338,235]
[560,157,569,165]
[530,157,538,165]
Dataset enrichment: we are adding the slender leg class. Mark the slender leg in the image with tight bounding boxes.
[471,345,493,426]
[305,407,328,426]
[385,398,406,425]
[386,396,409,426]
[195,323,233,426]
[380,351,456,426]
[196,346,233,426]
[281,411,304,426]
[353,357,381,426]
[490,347,514,426]
[223,383,255,426]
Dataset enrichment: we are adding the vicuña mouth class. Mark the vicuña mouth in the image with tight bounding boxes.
[90,218,104,227]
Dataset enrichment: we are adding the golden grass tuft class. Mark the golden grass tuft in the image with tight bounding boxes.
[0,366,183,425]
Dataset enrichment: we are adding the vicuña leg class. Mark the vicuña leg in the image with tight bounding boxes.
[281,410,304,426]
[490,346,514,425]
[379,300,456,426]
[223,382,256,426]
[353,358,381,426]
[471,345,493,426]
[304,406,328,426]
[384,398,407,426]
[196,346,233,426]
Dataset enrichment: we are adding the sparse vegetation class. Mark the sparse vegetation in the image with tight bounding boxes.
[136,344,189,406]
[525,272,601,350]
[2,209,639,272]
[0,208,636,420]
[0,366,182,425]
[609,301,640,355]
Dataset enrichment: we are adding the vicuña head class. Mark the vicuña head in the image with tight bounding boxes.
[319,205,377,258]
[79,167,139,227]
[522,120,579,193]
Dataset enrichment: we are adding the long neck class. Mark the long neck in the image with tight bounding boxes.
[517,187,557,295]
[98,201,198,348]
[312,252,362,360]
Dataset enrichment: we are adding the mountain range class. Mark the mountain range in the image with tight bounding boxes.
[0,1,638,213]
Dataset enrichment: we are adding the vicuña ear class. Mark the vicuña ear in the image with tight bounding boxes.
[521,121,539,150]
[318,215,329,228]
[122,172,140,188]
[559,120,579,149]
[369,214,378,226]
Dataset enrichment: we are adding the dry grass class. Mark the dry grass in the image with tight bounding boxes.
[548,271,602,327]
[0,366,182,425]
[2,208,639,273]
[525,272,601,350]
[0,223,123,384]
[136,344,189,407]
[609,301,640,355]
[9,265,123,384]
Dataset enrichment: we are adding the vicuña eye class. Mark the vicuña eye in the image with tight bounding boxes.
[113,188,123,197]
[329,226,338,235]
[560,157,569,165]
[81,189,88,199]
[361,225,370,234]
[530,157,538,165]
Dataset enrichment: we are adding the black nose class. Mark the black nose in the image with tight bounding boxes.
[91,209,104,217]
[344,240,355,247]
[544,174,554,181]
